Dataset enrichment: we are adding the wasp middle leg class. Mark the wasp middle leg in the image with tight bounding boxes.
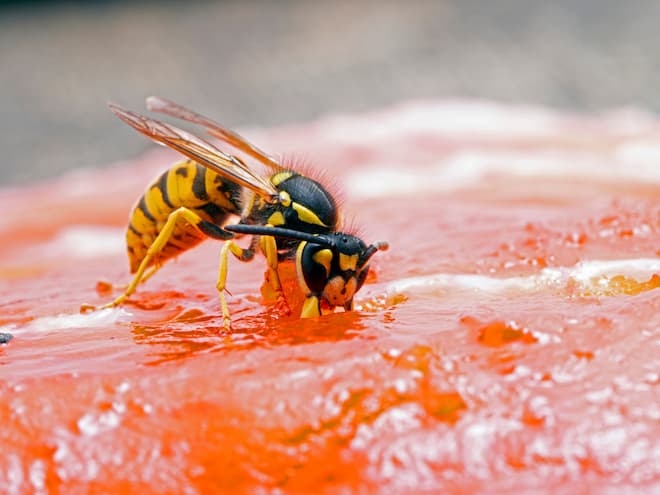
[258,229,292,316]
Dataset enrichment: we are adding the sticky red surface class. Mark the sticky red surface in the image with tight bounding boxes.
[1,102,660,494]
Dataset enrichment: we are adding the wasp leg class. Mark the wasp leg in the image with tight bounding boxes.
[216,236,257,329]
[300,295,321,318]
[88,207,232,312]
[140,264,161,285]
[112,264,160,292]
[259,232,291,314]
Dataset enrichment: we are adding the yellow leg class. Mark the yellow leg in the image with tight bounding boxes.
[140,264,161,285]
[81,207,235,318]
[259,233,292,314]
[113,264,160,291]
[97,208,209,309]
[216,239,255,328]
[259,233,282,294]
[300,295,321,318]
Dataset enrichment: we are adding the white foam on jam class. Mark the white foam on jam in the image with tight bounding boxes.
[312,101,660,200]
[21,225,125,261]
[346,147,660,199]
[385,258,660,296]
[3,259,658,337]
[2,308,128,336]
[319,101,572,142]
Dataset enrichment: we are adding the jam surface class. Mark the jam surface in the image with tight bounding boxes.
[1,102,659,494]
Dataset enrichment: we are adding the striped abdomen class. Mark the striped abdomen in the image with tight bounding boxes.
[126,160,242,272]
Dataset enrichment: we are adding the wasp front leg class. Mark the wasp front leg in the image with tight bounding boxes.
[300,295,321,318]
[216,236,257,328]
[259,233,292,315]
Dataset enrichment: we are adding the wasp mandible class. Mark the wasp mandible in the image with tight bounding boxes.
[83,97,388,327]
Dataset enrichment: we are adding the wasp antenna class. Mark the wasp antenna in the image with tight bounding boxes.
[224,224,331,245]
[358,240,388,268]
[374,240,389,251]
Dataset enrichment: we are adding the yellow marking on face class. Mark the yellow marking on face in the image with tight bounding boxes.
[295,241,311,295]
[267,211,285,226]
[323,276,358,307]
[278,190,291,207]
[271,171,294,186]
[339,253,359,272]
[292,202,327,227]
[313,249,333,277]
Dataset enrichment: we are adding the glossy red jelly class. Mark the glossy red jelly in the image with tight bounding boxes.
[1,102,659,494]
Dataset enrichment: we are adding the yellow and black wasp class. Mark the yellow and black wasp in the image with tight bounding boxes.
[84,97,388,327]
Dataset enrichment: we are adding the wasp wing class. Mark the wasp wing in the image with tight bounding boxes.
[108,103,278,199]
[146,96,282,172]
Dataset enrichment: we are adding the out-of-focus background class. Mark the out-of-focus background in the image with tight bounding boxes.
[1,0,659,185]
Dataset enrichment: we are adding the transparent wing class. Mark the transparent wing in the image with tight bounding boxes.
[108,103,278,199]
[146,96,282,171]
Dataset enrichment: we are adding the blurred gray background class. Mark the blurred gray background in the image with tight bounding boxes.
[1,0,659,186]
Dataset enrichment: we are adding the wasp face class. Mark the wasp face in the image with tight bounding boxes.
[268,172,338,234]
[224,223,388,318]
[296,232,381,313]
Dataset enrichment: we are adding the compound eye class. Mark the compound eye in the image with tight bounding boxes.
[284,206,297,224]
[301,244,331,294]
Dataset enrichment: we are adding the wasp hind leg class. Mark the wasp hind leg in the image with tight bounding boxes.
[109,263,161,293]
[82,207,234,315]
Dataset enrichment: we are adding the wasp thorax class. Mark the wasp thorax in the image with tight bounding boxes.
[274,173,338,232]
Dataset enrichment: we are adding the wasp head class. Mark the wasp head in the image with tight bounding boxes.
[223,224,388,316]
[296,232,388,312]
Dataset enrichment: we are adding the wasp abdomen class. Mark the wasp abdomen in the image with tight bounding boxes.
[125,160,242,272]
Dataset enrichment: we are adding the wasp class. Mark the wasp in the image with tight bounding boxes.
[83,97,388,327]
